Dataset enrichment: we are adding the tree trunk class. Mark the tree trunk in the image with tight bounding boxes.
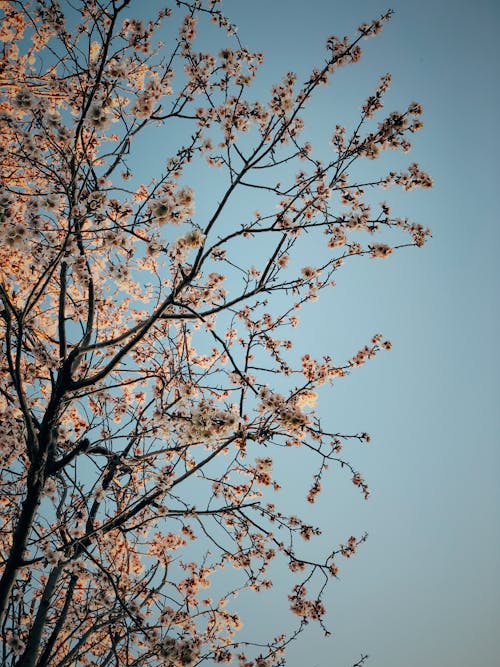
[0,466,45,627]
[15,564,64,667]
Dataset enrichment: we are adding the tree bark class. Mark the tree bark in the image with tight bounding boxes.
[15,564,64,667]
[0,465,45,626]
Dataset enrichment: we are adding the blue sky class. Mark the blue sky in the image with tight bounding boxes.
[2,0,498,664]
[216,1,500,666]
[110,0,499,664]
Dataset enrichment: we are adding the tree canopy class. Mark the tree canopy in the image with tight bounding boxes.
[0,1,430,665]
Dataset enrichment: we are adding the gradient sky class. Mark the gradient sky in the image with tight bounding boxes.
[217,2,500,666]
[118,0,499,665]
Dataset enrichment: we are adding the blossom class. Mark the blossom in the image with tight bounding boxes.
[295,390,317,408]
[408,101,423,115]
[329,561,339,576]
[328,230,347,248]
[86,103,111,129]
[14,89,35,109]
[255,457,272,473]
[94,486,106,501]
[370,243,393,258]
[44,109,61,127]
[301,266,318,280]
[180,15,198,42]
[5,223,27,248]
[340,535,358,558]
[276,254,289,268]
[132,93,155,118]
[183,229,205,249]
[152,197,175,224]
[42,193,62,210]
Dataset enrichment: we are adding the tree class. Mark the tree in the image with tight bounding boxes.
[0,1,431,665]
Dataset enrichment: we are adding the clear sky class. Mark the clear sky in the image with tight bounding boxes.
[213,1,500,666]
[2,1,498,664]
[122,0,499,664]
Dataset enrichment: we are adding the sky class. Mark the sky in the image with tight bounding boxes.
[2,0,499,664]
[208,1,499,666]
[45,0,498,664]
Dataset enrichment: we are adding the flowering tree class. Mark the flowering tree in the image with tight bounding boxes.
[0,1,431,665]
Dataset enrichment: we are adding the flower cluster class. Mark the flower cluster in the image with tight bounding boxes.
[370,243,393,259]
[179,400,239,445]
[155,637,200,667]
[340,535,358,558]
[258,388,312,438]
[150,186,195,225]
[289,585,326,620]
